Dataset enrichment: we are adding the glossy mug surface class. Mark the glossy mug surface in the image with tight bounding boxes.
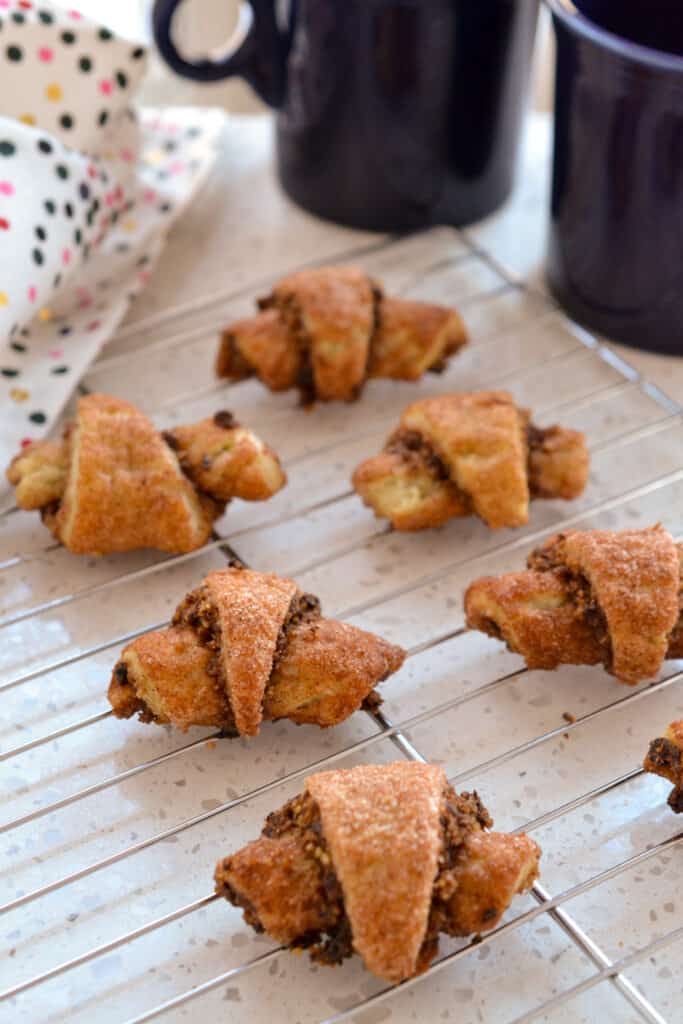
[153,0,539,231]
[546,0,683,353]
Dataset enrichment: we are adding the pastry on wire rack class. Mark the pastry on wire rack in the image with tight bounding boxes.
[214,762,540,982]
[6,394,285,556]
[465,525,683,685]
[352,391,589,531]
[216,265,468,403]
[108,564,405,734]
[644,721,683,812]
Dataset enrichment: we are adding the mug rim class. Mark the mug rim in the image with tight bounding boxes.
[544,0,683,72]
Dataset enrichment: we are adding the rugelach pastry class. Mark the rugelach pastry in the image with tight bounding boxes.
[352,391,589,531]
[216,266,468,403]
[466,525,683,685]
[215,762,540,982]
[108,565,405,734]
[6,395,285,556]
[644,721,683,813]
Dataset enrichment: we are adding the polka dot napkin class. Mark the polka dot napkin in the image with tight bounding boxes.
[0,0,224,481]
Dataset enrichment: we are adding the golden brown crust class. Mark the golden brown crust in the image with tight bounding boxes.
[55,394,215,556]
[353,392,588,532]
[368,297,467,381]
[527,425,590,501]
[169,415,286,502]
[351,449,468,531]
[271,266,375,402]
[466,525,682,685]
[203,568,297,736]
[264,618,405,726]
[216,266,468,402]
[217,308,300,391]
[306,763,445,983]
[109,626,233,729]
[215,765,541,982]
[465,569,605,672]
[445,831,540,935]
[560,528,679,683]
[107,567,406,735]
[7,440,69,510]
[6,396,285,556]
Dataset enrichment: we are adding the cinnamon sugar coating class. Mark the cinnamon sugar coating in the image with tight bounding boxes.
[466,525,683,684]
[216,266,467,403]
[108,566,405,735]
[6,395,285,556]
[215,763,540,983]
[353,392,588,531]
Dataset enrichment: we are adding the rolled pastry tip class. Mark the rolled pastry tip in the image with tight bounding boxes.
[644,720,683,812]
[214,762,540,982]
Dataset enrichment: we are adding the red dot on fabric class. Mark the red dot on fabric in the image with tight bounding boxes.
[48,348,64,358]
[19,1,33,7]
[62,248,71,265]
[87,320,101,331]
[0,181,14,195]
[0,217,9,230]
[0,2,11,10]
[143,188,156,203]
[20,437,33,448]
[169,160,185,176]
[87,163,98,178]
[28,285,37,301]
[68,9,82,18]
[38,47,54,63]
[120,147,134,162]
[99,80,113,96]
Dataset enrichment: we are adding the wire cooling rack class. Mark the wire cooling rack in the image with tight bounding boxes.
[2,226,683,1024]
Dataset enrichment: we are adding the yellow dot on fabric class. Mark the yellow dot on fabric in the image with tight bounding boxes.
[46,83,63,102]
[123,219,138,233]
[0,291,8,306]
[10,387,29,402]
[38,307,52,322]
[20,113,36,126]
[144,148,164,166]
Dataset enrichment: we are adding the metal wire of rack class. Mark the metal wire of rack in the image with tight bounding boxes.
[2,226,683,1024]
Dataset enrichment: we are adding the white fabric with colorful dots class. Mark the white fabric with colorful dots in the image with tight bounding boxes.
[0,0,223,481]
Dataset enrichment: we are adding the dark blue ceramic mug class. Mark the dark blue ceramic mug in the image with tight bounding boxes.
[152,0,539,231]
[546,0,683,354]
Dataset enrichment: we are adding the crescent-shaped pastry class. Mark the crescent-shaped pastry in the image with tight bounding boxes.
[6,396,286,556]
[108,565,405,734]
[465,525,683,684]
[644,720,683,812]
[215,762,540,982]
[216,266,468,403]
[352,392,589,531]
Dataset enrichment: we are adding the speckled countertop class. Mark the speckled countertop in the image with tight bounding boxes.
[2,113,683,1024]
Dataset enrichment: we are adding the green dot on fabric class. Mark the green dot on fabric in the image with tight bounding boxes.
[29,411,47,425]
[79,55,92,72]
[61,30,76,45]
[7,44,22,61]
[56,164,69,180]
[116,70,128,88]
[39,10,54,24]
[0,140,16,156]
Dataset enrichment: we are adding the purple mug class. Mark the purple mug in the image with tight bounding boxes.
[546,0,683,354]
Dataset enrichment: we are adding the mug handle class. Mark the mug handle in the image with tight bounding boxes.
[152,0,286,107]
